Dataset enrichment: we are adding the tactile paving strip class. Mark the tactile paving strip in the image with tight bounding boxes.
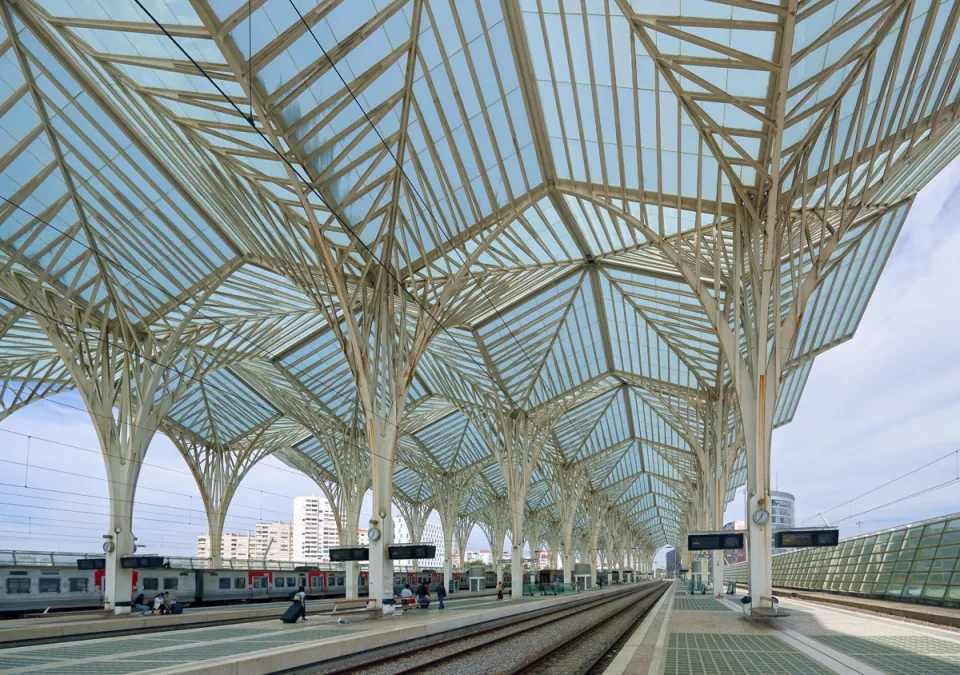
[812,635,960,675]
[673,598,730,611]
[665,633,833,675]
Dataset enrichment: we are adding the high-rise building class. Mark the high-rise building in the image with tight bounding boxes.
[293,496,340,562]
[770,491,796,554]
[392,517,444,568]
[357,528,369,546]
[251,522,294,562]
[665,548,680,576]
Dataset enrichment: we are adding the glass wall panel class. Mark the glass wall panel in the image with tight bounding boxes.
[723,513,960,607]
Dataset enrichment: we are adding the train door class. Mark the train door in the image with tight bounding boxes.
[359,572,368,591]
[249,571,272,599]
[307,571,326,595]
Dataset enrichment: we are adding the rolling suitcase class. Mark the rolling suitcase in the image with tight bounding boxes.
[281,602,302,624]
[171,602,183,615]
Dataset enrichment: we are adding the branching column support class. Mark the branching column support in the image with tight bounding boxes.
[455,516,476,574]
[187,0,517,613]
[17,285,217,613]
[584,493,609,588]
[166,418,279,568]
[483,407,560,599]
[548,462,590,585]
[429,469,477,592]
[395,499,432,574]
[478,497,511,585]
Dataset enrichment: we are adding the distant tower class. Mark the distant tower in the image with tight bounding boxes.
[770,491,796,554]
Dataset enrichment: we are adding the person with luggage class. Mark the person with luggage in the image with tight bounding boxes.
[436,583,446,609]
[153,593,164,615]
[497,581,504,600]
[281,586,307,623]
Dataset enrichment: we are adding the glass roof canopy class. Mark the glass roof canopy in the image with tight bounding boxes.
[1,0,959,550]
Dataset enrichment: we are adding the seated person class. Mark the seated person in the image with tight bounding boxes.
[399,584,413,606]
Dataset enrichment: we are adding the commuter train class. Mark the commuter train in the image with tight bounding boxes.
[0,558,484,617]
[0,562,372,617]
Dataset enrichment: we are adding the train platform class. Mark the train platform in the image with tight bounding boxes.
[0,584,635,674]
[770,587,960,630]
[604,582,960,675]
[0,589,498,647]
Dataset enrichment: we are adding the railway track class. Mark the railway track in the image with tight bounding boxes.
[303,581,669,675]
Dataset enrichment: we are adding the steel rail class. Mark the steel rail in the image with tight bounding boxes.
[311,582,668,675]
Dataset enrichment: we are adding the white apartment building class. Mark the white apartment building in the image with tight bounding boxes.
[392,517,444,568]
[197,532,251,560]
[252,522,294,561]
[293,496,340,562]
[357,529,369,546]
[197,522,293,562]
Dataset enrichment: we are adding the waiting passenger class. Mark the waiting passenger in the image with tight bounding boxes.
[416,585,430,609]
[436,583,446,609]
[133,593,150,616]
[497,581,504,600]
[162,591,174,613]
[400,583,413,607]
[153,594,164,615]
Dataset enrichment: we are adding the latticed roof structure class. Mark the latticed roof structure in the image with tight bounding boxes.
[0,0,958,573]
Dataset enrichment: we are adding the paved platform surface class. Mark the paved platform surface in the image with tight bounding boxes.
[0,589,497,645]
[771,587,960,629]
[605,583,960,675]
[0,583,640,674]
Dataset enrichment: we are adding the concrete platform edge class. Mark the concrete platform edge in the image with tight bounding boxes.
[144,586,642,675]
[602,582,674,675]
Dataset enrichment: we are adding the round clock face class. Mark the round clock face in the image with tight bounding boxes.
[368,527,381,542]
[752,509,771,526]
[102,541,115,553]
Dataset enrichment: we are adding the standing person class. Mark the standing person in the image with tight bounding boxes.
[597,577,603,590]
[296,585,307,621]
[436,583,446,609]
[133,593,150,616]
[496,580,504,600]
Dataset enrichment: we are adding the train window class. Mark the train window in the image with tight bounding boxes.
[6,578,30,594]
[288,577,296,587]
[39,578,60,593]
[142,578,159,591]
[69,578,89,593]
[163,578,178,591]
[336,576,344,586]
[275,577,285,588]
[219,578,231,590]
[310,576,323,588]
[234,577,246,589]
[253,577,266,589]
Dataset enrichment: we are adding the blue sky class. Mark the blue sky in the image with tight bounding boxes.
[2,159,959,568]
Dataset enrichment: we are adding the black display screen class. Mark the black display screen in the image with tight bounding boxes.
[775,529,839,548]
[388,544,437,560]
[120,556,165,569]
[688,532,744,551]
[330,547,369,561]
[77,558,105,570]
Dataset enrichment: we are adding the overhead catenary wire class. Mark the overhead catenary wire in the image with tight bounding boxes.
[798,447,960,525]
